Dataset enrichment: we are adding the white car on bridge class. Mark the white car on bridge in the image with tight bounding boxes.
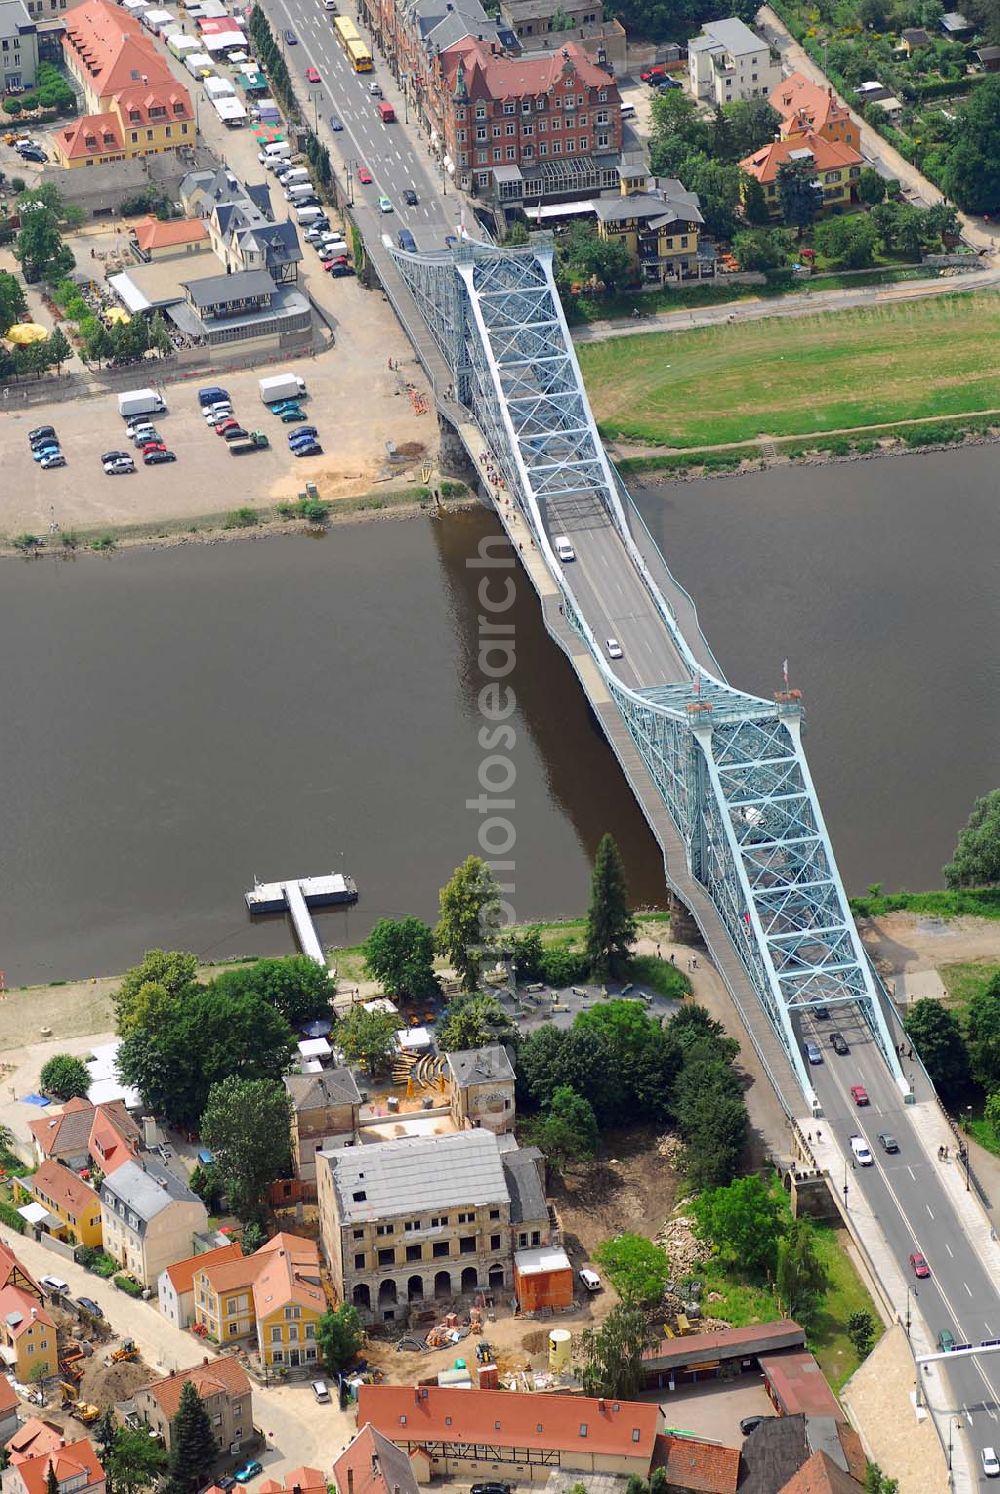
[850,1134,873,1167]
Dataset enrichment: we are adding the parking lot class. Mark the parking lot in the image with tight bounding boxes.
[644,1377,775,1444]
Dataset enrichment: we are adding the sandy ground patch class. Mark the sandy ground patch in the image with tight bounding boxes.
[840,1323,949,1494]
[860,912,1000,977]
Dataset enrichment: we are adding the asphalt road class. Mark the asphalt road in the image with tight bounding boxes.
[800,1006,1000,1487]
[260,0,460,248]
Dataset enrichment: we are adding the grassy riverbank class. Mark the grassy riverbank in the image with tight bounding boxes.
[0,484,473,560]
[849,887,1000,920]
[579,294,1000,449]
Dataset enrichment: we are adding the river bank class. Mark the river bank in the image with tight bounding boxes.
[0,487,477,560]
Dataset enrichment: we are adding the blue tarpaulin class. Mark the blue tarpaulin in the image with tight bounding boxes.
[22,1094,50,1106]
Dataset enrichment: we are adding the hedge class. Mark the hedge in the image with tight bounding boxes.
[0,1200,24,1234]
[113,1273,144,1297]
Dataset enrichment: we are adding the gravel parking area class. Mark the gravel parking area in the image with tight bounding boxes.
[643,1377,774,1444]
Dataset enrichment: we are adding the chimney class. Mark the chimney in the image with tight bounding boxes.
[371,1454,381,1478]
[203,1356,210,1366]
[347,1472,355,1494]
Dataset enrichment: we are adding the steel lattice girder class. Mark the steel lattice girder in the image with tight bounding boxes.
[388,237,906,1105]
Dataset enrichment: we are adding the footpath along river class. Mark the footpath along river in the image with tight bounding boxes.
[1,443,995,985]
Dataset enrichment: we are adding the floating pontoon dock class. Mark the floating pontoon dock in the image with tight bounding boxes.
[244,873,358,966]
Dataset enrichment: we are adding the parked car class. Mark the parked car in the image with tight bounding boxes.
[329,263,355,276]
[197,386,230,407]
[329,115,343,131]
[40,1275,69,1294]
[104,457,135,476]
[215,419,242,436]
[830,1031,849,1055]
[39,451,66,469]
[657,77,681,91]
[235,1462,264,1483]
[280,408,307,422]
[268,400,302,414]
[804,1041,823,1065]
[305,65,320,82]
[605,638,623,660]
[216,1480,237,1493]
[291,441,322,457]
[403,186,418,205]
[740,1416,773,1436]
[470,1484,511,1494]
[878,1132,899,1153]
[18,145,47,163]
[144,449,177,465]
[29,425,57,444]
[850,1084,869,1106]
[640,64,668,83]
[311,1379,331,1403]
[909,1251,930,1279]
[32,444,61,462]
[223,427,250,442]
[76,1297,104,1317]
[357,165,373,184]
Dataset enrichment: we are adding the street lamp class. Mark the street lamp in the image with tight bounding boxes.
[842,1159,849,1212]
[961,1141,970,1192]
[965,1105,973,1133]
[948,1415,961,1471]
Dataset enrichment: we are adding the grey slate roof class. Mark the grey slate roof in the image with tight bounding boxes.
[692,16,766,54]
[445,1045,516,1089]
[102,1158,202,1222]
[185,268,275,307]
[738,1413,810,1494]
[327,1130,508,1223]
[238,219,302,267]
[285,1066,362,1112]
[501,1144,547,1225]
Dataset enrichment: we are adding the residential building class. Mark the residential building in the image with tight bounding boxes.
[0,0,38,91]
[356,1385,662,1481]
[57,0,193,167]
[444,1047,515,1133]
[594,176,707,285]
[0,1438,105,1494]
[19,1160,103,1248]
[99,1158,208,1287]
[332,1424,421,1494]
[192,1233,325,1370]
[939,10,974,35]
[157,1241,243,1330]
[0,1377,19,1446]
[177,169,302,287]
[688,17,781,105]
[5,1421,63,1467]
[501,1142,549,1250]
[897,25,931,52]
[975,44,1000,69]
[740,1414,865,1494]
[433,37,623,205]
[130,1358,253,1454]
[650,1432,741,1494]
[0,1245,56,1385]
[739,134,862,217]
[130,215,212,262]
[27,1098,139,1175]
[496,0,627,77]
[317,1130,518,1322]
[258,1472,326,1494]
[769,73,861,153]
[284,1067,362,1198]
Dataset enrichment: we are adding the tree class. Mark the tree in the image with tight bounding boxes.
[437,992,517,1051]
[108,1427,168,1494]
[585,833,636,980]
[709,105,734,161]
[775,1218,826,1322]
[95,1409,117,1464]
[864,1464,899,1494]
[691,1173,785,1276]
[965,979,1000,1092]
[508,927,544,984]
[903,999,968,1098]
[741,173,772,227]
[46,327,72,373]
[857,167,887,206]
[942,74,1000,214]
[200,1076,293,1224]
[557,220,634,294]
[436,855,502,990]
[241,1219,266,1255]
[14,202,72,284]
[776,158,821,237]
[46,1465,58,1494]
[335,1004,398,1074]
[594,1233,670,1306]
[39,1053,90,1100]
[727,97,781,158]
[813,214,879,269]
[0,270,27,336]
[732,227,788,271]
[363,917,440,1002]
[317,1303,364,1373]
[580,1303,657,1398]
[683,157,742,240]
[649,91,710,179]
[847,1309,878,1358]
[212,956,334,1029]
[674,1054,747,1190]
[115,949,198,1032]
[944,789,1000,887]
[534,1085,598,1168]
[166,1381,217,1494]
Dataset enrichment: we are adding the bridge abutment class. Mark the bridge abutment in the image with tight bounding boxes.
[668,891,703,947]
[437,411,480,488]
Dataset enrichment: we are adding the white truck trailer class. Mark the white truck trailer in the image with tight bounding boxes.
[259,373,306,404]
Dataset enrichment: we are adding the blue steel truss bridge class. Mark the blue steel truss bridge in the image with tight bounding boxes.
[379,231,906,1117]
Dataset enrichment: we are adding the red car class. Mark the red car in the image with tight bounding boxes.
[323,255,349,270]
[141,441,167,454]
[215,419,240,436]
[641,65,667,84]
[850,1085,869,1106]
[909,1251,930,1279]
[357,165,373,184]
[305,66,320,82]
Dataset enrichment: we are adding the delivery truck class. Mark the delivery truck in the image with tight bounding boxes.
[259,372,306,404]
[377,100,395,122]
[118,388,166,418]
[229,431,270,455]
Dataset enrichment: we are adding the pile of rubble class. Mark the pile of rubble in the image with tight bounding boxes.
[657,1213,707,1278]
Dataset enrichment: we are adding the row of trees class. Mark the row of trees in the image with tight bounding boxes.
[1,62,77,118]
[14,184,78,284]
[247,5,299,124]
[649,92,781,239]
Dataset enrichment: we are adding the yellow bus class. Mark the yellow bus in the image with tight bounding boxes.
[334,15,372,70]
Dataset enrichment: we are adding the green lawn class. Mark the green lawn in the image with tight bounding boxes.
[939,960,1000,1019]
[578,294,1000,449]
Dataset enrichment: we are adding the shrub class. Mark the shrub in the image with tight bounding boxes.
[439,480,466,498]
[2,99,22,116]
[90,534,115,551]
[296,497,330,523]
[0,1200,25,1234]
[40,1053,91,1100]
[113,1273,144,1297]
[13,533,42,551]
[224,506,258,529]
[89,1252,118,1277]
[538,944,590,987]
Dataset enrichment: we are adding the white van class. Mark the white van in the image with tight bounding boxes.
[579,1268,601,1293]
[553,534,576,562]
[286,182,315,201]
[282,167,310,186]
[295,205,324,225]
[261,140,291,161]
[620,102,637,121]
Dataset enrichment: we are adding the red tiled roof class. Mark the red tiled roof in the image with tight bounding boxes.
[164,1242,242,1296]
[0,1242,41,1296]
[778,1449,865,1494]
[740,131,862,184]
[252,1234,324,1320]
[141,1357,252,1419]
[6,1419,63,1464]
[652,1433,741,1494]
[0,1285,54,1340]
[31,1159,101,1222]
[88,1101,141,1173]
[14,1437,104,1494]
[357,1385,660,1460]
[769,72,850,134]
[333,1425,419,1494]
[0,1376,18,1415]
[28,1098,94,1160]
[282,1468,325,1493]
[441,36,617,105]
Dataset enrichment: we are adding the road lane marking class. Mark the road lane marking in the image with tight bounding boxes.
[946,1243,954,1256]
[965,1282,974,1297]
[927,1205,934,1219]
[907,1166,916,1179]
